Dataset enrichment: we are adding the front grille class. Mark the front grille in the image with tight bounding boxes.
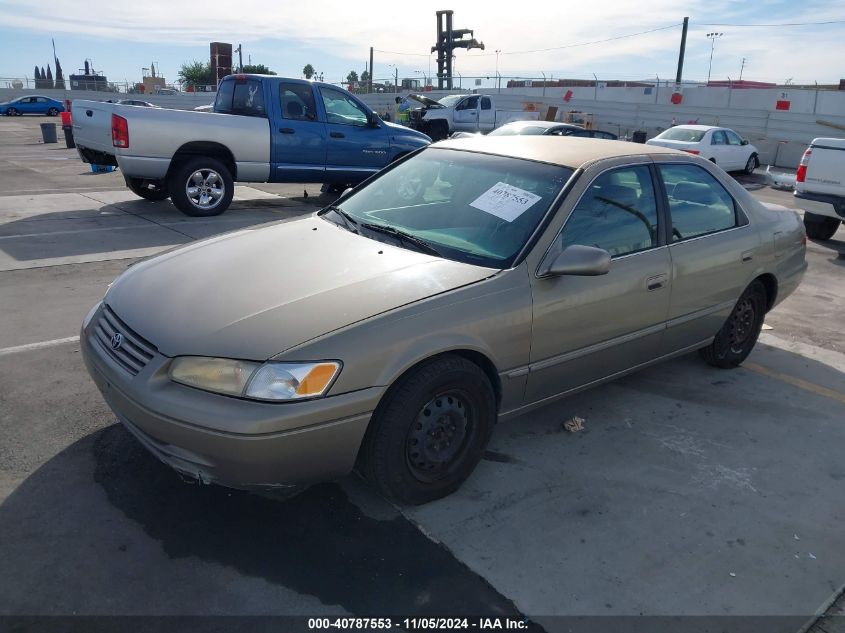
[92,305,157,376]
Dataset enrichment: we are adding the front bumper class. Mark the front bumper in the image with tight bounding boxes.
[81,306,379,490]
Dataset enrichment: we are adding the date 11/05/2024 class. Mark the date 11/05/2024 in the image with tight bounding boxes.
[308,617,530,630]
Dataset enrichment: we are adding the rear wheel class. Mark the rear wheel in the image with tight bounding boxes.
[47,107,59,116]
[168,157,234,217]
[700,280,767,368]
[803,212,841,240]
[126,178,169,201]
[359,355,496,505]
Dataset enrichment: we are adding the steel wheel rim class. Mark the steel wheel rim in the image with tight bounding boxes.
[728,296,756,352]
[746,156,755,172]
[185,169,225,210]
[406,391,473,482]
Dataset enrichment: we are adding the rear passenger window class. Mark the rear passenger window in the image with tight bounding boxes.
[280,82,317,121]
[560,165,659,257]
[659,164,742,241]
[711,130,728,145]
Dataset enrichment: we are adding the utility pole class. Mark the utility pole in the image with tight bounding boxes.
[675,17,688,86]
[739,57,747,81]
[395,66,398,93]
[368,47,374,94]
[706,32,723,83]
[234,44,243,73]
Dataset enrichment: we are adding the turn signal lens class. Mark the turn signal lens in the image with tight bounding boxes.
[297,363,340,396]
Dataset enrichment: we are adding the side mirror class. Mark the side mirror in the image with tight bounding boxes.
[367,112,381,127]
[539,245,611,277]
[342,187,354,198]
[741,139,749,145]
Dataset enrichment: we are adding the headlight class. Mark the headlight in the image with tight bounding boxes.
[169,357,341,402]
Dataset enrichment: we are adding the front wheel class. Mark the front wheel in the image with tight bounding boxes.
[427,120,449,142]
[7,107,18,116]
[803,212,841,240]
[168,157,234,217]
[744,153,758,174]
[700,280,767,368]
[126,178,170,201]
[359,355,496,505]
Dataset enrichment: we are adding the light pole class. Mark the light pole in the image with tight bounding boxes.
[495,49,501,92]
[414,70,428,89]
[706,32,723,83]
[739,57,747,81]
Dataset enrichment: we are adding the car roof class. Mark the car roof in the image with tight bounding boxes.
[501,121,581,130]
[668,124,720,131]
[435,135,681,168]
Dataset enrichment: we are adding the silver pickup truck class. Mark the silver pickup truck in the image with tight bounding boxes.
[72,75,430,216]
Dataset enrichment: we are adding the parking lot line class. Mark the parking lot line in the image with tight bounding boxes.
[744,361,845,405]
[0,335,79,357]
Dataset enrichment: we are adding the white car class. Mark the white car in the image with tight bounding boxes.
[647,125,759,174]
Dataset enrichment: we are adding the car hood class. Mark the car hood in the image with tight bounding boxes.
[383,120,430,142]
[407,94,445,108]
[104,216,495,360]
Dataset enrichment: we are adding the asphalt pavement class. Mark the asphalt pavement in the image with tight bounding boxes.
[1,116,844,632]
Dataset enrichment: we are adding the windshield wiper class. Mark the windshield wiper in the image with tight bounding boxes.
[322,205,359,233]
[359,222,445,257]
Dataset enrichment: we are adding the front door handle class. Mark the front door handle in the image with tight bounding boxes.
[645,273,668,291]
[279,127,295,134]
[330,131,345,138]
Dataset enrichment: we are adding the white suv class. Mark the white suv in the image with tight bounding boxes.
[794,138,845,240]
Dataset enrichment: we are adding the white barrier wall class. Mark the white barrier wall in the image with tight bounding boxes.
[4,85,843,168]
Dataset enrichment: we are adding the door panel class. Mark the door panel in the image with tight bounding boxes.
[272,82,327,182]
[526,164,671,403]
[318,86,389,183]
[657,162,761,352]
[452,96,479,131]
[478,97,495,131]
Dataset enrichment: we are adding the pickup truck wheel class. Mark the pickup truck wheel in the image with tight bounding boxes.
[700,280,766,369]
[169,157,233,217]
[359,355,496,505]
[803,212,841,240]
[126,178,170,201]
[427,121,449,142]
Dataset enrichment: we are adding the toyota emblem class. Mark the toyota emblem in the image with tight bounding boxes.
[110,332,123,350]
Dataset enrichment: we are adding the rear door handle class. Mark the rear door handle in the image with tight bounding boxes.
[279,127,295,134]
[330,131,345,138]
[645,273,668,291]
[741,249,755,262]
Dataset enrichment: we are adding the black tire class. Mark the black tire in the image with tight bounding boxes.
[744,153,758,175]
[700,280,767,369]
[47,108,59,116]
[168,157,234,217]
[126,178,170,201]
[359,355,496,505]
[803,212,841,240]
[7,107,18,116]
[427,120,449,142]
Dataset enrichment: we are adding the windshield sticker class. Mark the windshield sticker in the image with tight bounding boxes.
[469,182,542,222]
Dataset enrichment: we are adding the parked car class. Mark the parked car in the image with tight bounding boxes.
[794,137,845,240]
[452,120,618,140]
[71,74,430,216]
[81,137,806,505]
[155,88,181,96]
[115,99,160,108]
[407,93,544,140]
[646,125,759,174]
[0,95,65,116]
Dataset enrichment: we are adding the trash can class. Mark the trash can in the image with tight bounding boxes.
[632,130,647,144]
[40,123,58,144]
[62,125,75,149]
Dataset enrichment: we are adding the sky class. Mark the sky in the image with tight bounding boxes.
[0,0,843,89]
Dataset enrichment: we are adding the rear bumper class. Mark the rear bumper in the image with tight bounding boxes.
[81,311,378,490]
[794,191,845,221]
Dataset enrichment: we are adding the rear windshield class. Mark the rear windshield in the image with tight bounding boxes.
[489,125,547,136]
[657,128,706,142]
[214,79,266,117]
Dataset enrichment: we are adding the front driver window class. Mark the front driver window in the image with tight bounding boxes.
[456,96,479,111]
[560,165,659,257]
[319,87,368,126]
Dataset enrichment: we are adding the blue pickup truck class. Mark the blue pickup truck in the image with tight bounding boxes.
[71,75,431,216]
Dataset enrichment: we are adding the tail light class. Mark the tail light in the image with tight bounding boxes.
[682,149,700,155]
[796,148,811,183]
[111,114,129,148]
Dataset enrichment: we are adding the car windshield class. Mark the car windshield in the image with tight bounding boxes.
[330,148,573,268]
[489,125,548,136]
[438,95,463,107]
[657,128,706,142]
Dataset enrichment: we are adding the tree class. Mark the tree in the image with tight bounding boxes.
[41,66,47,89]
[360,70,370,84]
[303,64,315,79]
[346,70,359,84]
[242,64,276,75]
[33,66,40,88]
[55,58,65,89]
[46,64,54,89]
[179,60,213,87]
